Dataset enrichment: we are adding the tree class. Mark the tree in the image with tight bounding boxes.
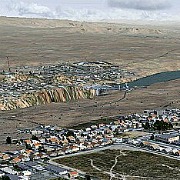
[168,122,173,129]
[66,130,75,137]
[38,146,46,153]
[150,134,155,140]
[32,135,39,141]
[25,143,32,150]
[153,120,173,132]
[1,176,10,180]
[6,136,11,144]
[143,122,150,130]
[85,175,91,180]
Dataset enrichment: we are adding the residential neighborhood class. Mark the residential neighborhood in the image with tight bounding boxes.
[0,108,180,179]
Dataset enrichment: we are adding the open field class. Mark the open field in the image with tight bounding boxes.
[0,17,180,79]
[55,149,180,180]
[0,79,179,151]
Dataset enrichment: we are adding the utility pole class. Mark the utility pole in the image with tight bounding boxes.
[6,56,11,72]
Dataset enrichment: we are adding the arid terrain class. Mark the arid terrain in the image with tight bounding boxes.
[0,17,180,152]
[0,17,180,78]
[0,79,179,151]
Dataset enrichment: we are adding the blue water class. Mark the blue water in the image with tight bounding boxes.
[121,71,180,88]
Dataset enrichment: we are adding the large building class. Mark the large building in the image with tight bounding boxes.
[155,133,180,143]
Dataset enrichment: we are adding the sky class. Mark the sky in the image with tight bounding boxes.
[0,0,180,21]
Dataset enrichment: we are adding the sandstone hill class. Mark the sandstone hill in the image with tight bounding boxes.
[0,86,95,111]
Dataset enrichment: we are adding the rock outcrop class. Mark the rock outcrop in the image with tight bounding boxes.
[0,86,95,110]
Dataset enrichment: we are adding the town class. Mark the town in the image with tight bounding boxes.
[1,3,180,179]
[0,108,180,180]
[0,61,135,110]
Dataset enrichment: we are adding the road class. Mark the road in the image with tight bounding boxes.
[50,143,180,162]
[148,139,180,149]
[120,143,180,161]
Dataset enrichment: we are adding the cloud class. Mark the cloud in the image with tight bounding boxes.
[7,0,54,18]
[108,0,171,10]
[0,0,179,22]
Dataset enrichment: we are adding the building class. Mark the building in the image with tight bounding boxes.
[45,164,68,175]
[155,133,180,143]
[69,171,79,178]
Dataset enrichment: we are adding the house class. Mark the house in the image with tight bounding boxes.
[44,146,55,153]
[48,152,58,158]
[24,140,32,145]
[64,148,72,154]
[150,144,160,151]
[174,150,180,156]
[142,141,151,147]
[85,128,91,132]
[24,150,33,155]
[91,125,98,130]
[155,133,180,143]
[78,144,87,150]
[113,138,123,144]
[33,142,42,150]
[31,130,43,135]
[70,146,79,153]
[11,157,21,164]
[45,165,68,175]
[163,147,172,154]
[69,171,79,178]
[105,134,114,139]
[48,137,60,144]
[22,170,32,176]
[62,138,69,145]
[2,154,11,161]
[131,139,141,146]
[1,167,17,175]
[68,136,76,143]
[172,148,179,155]
[57,150,65,156]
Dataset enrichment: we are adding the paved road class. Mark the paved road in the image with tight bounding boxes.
[50,143,180,162]
[50,145,114,160]
[148,139,180,149]
[119,143,180,161]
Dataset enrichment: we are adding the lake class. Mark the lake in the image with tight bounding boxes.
[121,71,180,88]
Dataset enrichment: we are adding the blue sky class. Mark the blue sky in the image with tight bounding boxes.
[1,0,180,21]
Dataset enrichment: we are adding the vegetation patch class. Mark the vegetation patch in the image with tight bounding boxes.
[55,149,180,180]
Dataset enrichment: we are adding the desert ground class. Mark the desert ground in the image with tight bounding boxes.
[0,17,179,151]
[0,17,180,78]
[0,79,179,151]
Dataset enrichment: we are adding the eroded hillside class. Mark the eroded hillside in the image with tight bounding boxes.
[0,86,95,110]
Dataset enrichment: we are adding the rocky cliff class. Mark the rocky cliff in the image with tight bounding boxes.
[0,86,95,111]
